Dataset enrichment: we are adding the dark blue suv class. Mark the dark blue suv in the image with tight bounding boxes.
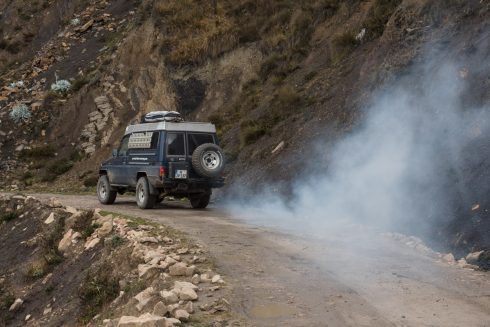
[97,114,225,209]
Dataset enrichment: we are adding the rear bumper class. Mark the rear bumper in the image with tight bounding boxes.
[149,176,225,193]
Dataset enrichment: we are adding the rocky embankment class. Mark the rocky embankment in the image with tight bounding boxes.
[0,195,242,327]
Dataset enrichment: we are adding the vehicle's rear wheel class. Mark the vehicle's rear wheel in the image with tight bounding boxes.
[97,175,117,204]
[189,193,211,209]
[136,177,156,209]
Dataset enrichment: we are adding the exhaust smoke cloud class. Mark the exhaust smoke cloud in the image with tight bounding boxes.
[226,57,490,253]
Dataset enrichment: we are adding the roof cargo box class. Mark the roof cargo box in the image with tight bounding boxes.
[141,111,183,123]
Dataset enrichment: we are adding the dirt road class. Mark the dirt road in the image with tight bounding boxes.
[31,194,490,327]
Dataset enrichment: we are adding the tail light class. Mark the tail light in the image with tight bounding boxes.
[159,166,166,178]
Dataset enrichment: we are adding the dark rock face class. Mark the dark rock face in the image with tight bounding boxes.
[173,78,206,118]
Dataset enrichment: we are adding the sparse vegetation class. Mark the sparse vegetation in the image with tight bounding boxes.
[241,123,267,146]
[47,159,73,178]
[20,145,56,159]
[26,261,47,279]
[9,104,31,123]
[83,176,98,187]
[333,30,360,48]
[79,262,120,323]
[363,0,402,39]
[110,234,124,247]
[51,79,72,95]
[0,211,18,223]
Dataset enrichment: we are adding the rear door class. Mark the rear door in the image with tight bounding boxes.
[166,132,189,179]
[186,133,216,177]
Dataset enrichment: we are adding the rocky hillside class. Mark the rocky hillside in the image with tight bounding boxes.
[0,194,241,326]
[0,1,489,262]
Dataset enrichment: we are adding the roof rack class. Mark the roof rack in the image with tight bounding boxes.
[140,111,183,123]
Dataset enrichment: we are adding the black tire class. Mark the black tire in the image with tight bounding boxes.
[97,175,117,205]
[191,143,225,178]
[136,177,156,209]
[189,193,210,209]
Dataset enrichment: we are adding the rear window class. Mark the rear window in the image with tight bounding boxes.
[167,133,185,156]
[188,133,215,154]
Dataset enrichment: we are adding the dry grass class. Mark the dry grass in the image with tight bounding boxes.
[155,0,237,65]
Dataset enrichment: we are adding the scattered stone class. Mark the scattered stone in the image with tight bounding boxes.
[176,287,198,301]
[169,263,188,276]
[160,290,178,305]
[211,274,222,284]
[191,274,200,285]
[43,307,52,315]
[117,313,166,327]
[165,318,181,326]
[200,273,212,283]
[25,314,31,321]
[58,229,74,253]
[152,301,168,316]
[44,212,55,224]
[271,141,285,154]
[97,220,113,238]
[183,301,194,314]
[177,248,188,255]
[84,237,101,250]
[138,264,161,279]
[442,253,455,264]
[134,287,155,311]
[173,309,189,322]
[466,251,484,264]
[9,298,23,312]
[173,281,198,301]
[138,236,159,244]
[48,197,63,208]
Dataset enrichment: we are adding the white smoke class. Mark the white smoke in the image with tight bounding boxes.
[225,60,489,245]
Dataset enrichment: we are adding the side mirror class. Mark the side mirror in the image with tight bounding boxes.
[112,149,118,157]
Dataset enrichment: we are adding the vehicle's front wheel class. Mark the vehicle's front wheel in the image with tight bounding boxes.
[189,193,210,209]
[136,177,156,209]
[97,175,117,205]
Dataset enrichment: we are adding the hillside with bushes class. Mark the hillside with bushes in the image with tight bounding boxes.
[0,1,489,262]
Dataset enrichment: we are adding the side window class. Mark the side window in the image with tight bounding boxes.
[187,133,215,155]
[167,133,185,156]
[128,132,160,152]
[118,135,130,156]
[150,132,159,149]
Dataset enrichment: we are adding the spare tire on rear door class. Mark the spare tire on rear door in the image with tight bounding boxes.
[191,143,224,178]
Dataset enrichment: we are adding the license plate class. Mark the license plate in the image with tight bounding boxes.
[175,170,188,179]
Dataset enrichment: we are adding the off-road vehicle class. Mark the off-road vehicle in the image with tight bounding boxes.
[97,111,225,209]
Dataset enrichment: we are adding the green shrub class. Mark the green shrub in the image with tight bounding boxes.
[110,235,124,248]
[47,159,73,176]
[20,145,55,159]
[0,212,18,223]
[82,222,101,239]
